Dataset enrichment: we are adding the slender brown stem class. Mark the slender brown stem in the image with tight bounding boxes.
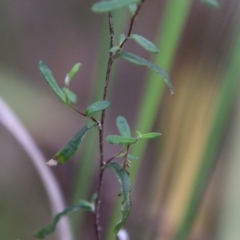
[116,0,145,54]
[94,11,115,240]
[69,104,101,127]
[93,2,146,239]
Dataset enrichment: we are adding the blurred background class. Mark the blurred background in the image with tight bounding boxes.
[0,0,240,239]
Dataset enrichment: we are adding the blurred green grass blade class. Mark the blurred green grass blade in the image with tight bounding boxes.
[216,93,240,240]
[131,0,192,183]
[106,1,192,239]
[174,27,240,240]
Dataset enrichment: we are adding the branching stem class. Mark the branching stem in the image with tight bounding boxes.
[94,2,145,239]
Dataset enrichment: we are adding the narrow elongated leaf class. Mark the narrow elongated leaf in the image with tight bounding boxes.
[128,3,137,16]
[62,87,77,103]
[39,61,66,103]
[34,200,94,239]
[106,135,136,145]
[130,34,159,53]
[49,123,96,165]
[140,132,162,139]
[91,0,140,13]
[85,100,110,116]
[68,63,81,80]
[201,0,219,7]
[105,162,131,235]
[117,116,131,137]
[65,62,82,86]
[115,52,174,95]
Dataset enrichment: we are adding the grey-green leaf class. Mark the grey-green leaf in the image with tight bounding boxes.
[127,154,138,161]
[106,135,136,145]
[50,124,96,165]
[105,162,131,235]
[130,34,159,53]
[140,132,162,139]
[115,52,174,95]
[128,3,137,16]
[62,87,77,104]
[110,46,120,53]
[201,0,219,7]
[39,61,66,103]
[91,0,140,13]
[116,116,131,137]
[34,200,94,239]
[119,34,126,45]
[85,100,110,117]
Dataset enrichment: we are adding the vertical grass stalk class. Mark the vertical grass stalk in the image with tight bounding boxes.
[174,26,240,240]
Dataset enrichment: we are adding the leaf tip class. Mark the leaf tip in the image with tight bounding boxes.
[47,159,58,167]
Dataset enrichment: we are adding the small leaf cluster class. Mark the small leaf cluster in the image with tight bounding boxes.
[107,116,161,145]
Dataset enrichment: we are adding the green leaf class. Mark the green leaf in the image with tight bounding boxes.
[128,3,137,16]
[116,116,131,137]
[119,34,126,45]
[201,0,219,7]
[39,61,66,103]
[110,46,120,53]
[49,124,96,165]
[85,100,110,117]
[34,200,94,239]
[129,34,159,54]
[106,135,136,145]
[115,52,174,95]
[127,154,138,161]
[65,62,81,86]
[140,132,162,139]
[105,162,131,235]
[91,0,140,13]
[62,87,77,104]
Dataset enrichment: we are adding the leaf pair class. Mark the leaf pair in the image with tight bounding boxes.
[39,61,80,105]
[106,116,161,145]
[39,61,111,117]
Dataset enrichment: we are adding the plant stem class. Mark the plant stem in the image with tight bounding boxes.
[117,0,145,53]
[94,11,115,240]
[94,2,146,238]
